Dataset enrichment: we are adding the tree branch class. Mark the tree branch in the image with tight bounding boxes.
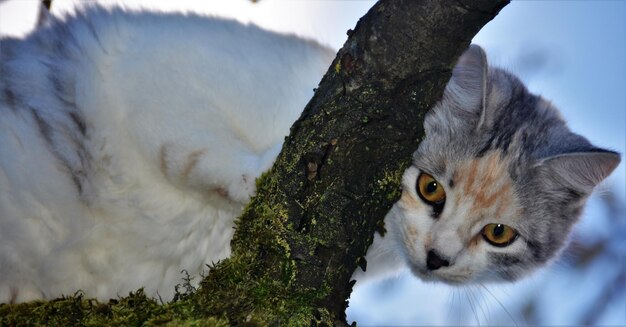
[193,0,509,325]
[37,0,52,27]
[0,1,508,325]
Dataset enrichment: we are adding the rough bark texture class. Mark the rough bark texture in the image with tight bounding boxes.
[192,0,509,325]
[0,0,508,325]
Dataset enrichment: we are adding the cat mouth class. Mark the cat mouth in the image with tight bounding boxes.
[408,264,471,285]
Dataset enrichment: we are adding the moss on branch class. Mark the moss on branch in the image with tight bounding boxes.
[1,0,509,325]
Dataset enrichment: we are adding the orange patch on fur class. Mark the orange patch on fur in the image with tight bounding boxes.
[400,190,422,209]
[182,149,206,182]
[424,233,432,249]
[403,233,419,258]
[213,187,229,199]
[454,151,515,222]
[467,233,482,250]
[463,159,480,195]
[494,183,513,218]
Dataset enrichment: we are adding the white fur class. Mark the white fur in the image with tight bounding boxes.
[0,7,333,302]
[358,164,526,286]
[4,6,606,305]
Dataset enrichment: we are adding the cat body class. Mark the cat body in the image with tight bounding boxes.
[0,6,333,302]
[0,6,619,304]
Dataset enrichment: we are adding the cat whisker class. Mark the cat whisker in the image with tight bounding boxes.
[478,283,519,327]
[463,286,481,326]
[445,287,455,325]
[447,287,463,326]
[469,284,489,326]
[453,287,463,326]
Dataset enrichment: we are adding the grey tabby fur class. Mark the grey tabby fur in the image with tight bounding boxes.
[373,45,621,283]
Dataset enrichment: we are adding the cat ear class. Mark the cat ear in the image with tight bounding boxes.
[537,149,621,193]
[449,44,489,129]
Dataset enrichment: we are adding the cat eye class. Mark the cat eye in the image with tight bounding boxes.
[416,173,446,205]
[482,223,518,247]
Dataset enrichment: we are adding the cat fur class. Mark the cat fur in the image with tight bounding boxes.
[357,45,620,285]
[0,6,333,302]
[0,6,620,303]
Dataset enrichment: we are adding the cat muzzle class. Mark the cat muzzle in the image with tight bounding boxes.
[426,249,450,270]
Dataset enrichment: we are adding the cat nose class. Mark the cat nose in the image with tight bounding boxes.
[426,250,450,270]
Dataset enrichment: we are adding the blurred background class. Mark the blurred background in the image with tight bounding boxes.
[1,1,624,325]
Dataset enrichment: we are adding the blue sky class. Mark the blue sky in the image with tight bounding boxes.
[350,2,625,325]
[474,1,625,199]
[1,1,624,325]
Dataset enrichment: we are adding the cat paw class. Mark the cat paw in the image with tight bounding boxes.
[223,174,256,204]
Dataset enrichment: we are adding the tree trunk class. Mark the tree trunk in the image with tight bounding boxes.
[0,0,508,325]
[192,0,509,325]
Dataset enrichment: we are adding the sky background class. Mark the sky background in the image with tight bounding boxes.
[1,1,624,326]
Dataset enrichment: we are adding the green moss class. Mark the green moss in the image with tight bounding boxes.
[0,289,231,326]
[180,158,336,325]
[191,253,332,325]
[334,60,341,74]
[376,166,406,201]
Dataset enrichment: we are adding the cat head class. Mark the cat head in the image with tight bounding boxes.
[390,45,620,284]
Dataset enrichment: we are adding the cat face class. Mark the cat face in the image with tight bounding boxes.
[393,154,528,284]
[386,45,620,284]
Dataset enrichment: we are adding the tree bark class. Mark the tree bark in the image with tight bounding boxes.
[37,0,52,27]
[192,0,509,325]
[0,0,508,325]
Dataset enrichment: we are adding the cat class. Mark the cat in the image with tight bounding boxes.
[0,5,619,304]
[355,45,621,285]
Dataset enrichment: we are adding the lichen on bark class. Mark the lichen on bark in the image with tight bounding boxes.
[0,0,509,325]
[192,1,510,325]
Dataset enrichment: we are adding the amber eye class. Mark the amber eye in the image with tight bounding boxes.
[416,173,446,205]
[482,223,518,247]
